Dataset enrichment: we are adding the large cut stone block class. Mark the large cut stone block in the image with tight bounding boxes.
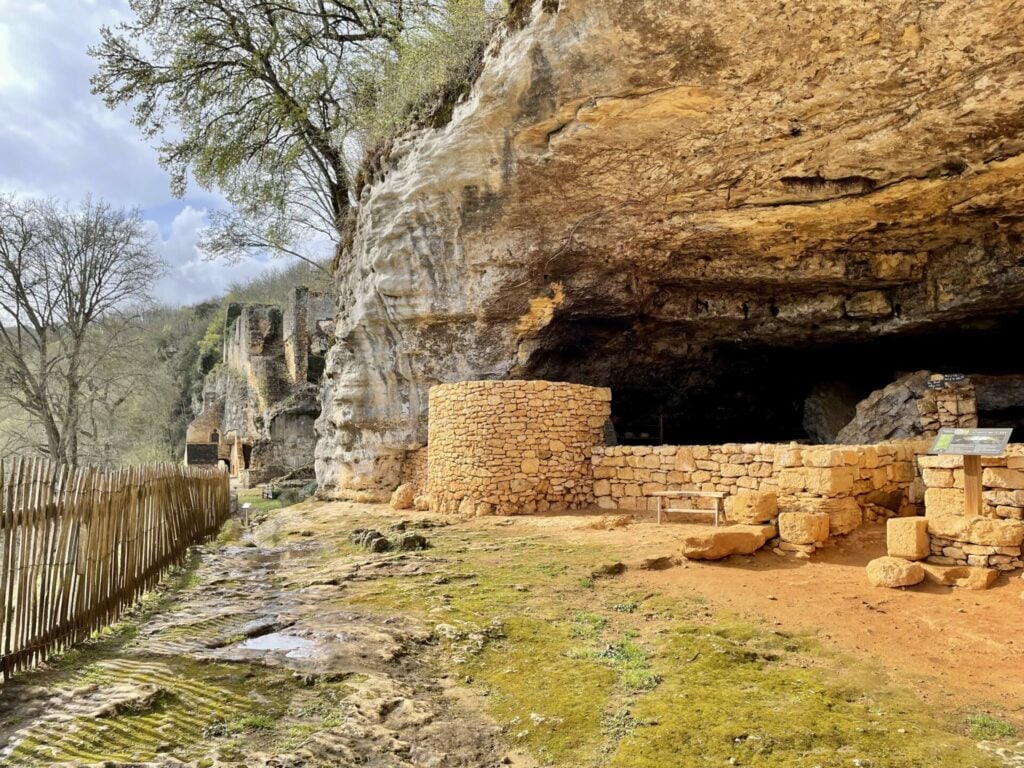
[785,497,862,535]
[777,512,830,545]
[927,515,1024,547]
[924,487,965,517]
[866,556,925,588]
[983,468,1024,490]
[724,492,778,524]
[778,467,855,495]
[679,524,776,561]
[887,517,929,560]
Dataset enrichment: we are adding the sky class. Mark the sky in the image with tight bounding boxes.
[0,0,303,306]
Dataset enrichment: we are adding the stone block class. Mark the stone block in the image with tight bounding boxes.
[983,468,1024,490]
[390,483,415,510]
[674,449,696,471]
[866,556,925,588]
[886,517,929,560]
[924,487,965,517]
[922,468,955,488]
[778,512,830,545]
[927,515,1024,547]
[786,497,861,535]
[724,491,778,524]
[984,489,1024,508]
[920,563,998,590]
[679,524,776,561]
[778,467,855,495]
[802,447,842,467]
[918,455,963,470]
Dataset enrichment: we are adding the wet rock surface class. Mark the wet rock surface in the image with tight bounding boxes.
[0,523,503,767]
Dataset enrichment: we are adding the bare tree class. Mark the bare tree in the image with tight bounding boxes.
[0,196,165,466]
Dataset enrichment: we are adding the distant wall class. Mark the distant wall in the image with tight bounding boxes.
[427,380,611,516]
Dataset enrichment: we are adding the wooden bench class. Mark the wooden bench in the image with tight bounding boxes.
[651,490,726,526]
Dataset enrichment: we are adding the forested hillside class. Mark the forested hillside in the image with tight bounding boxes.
[0,260,328,467]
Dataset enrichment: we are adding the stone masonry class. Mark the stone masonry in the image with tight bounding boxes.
[427,380,611,516]
[919,447,1024,570]
[592,442,924,521]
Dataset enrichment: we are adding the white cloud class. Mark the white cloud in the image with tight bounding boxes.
[0,0,306,306]
[149,207,303,306]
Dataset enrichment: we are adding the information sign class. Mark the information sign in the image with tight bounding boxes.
[927,427,1013,456]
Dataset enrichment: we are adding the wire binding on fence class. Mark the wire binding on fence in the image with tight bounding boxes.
[0,460,230,682]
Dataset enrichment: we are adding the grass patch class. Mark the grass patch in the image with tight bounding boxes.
[342,520,1000,768]
[968,711,1017,741]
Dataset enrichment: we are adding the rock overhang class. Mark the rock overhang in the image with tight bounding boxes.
[316,0,1024,493]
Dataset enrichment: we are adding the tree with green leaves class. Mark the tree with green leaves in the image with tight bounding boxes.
[90,0,493,272]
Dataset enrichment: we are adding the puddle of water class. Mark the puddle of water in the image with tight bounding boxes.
[241,633,314,655]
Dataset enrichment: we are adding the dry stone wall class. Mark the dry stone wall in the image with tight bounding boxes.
[592,442,925,522]
[427,380,611,516]
[399,447,429,498]
[919,448,1024,570]
[920,446,1024,520]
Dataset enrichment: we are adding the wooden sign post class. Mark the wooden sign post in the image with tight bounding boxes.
[928,428,1013,516]
[963,455,983,516]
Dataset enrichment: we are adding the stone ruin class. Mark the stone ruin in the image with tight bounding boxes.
[383,376,1022,588]
[184,287,335,487]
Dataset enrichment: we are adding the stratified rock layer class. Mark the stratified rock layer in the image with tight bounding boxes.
[316,0,1024,494]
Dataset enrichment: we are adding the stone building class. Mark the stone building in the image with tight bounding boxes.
[185,287,334,486]
[183,393,230,469]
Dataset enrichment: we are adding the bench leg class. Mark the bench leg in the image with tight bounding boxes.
[657,496,661,525]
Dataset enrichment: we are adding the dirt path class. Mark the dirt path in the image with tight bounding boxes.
[0,516,511,767]
[1,500,1021,767]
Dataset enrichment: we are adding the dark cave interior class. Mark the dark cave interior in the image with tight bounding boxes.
[527,313,1024,445]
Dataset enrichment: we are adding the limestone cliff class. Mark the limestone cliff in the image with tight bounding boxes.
[316,0,1024,496]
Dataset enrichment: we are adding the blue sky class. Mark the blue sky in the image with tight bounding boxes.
[0,0,301,305]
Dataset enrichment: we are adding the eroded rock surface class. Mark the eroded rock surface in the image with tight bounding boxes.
[0,530,504,767]
[317,0,1024,494]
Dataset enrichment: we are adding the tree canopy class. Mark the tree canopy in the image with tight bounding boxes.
[90,0,493,270]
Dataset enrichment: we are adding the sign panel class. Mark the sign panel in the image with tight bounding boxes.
[926,373,968,390]
[928,427,1014,456]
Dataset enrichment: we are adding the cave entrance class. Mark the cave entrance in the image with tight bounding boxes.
[531,313,1024,446]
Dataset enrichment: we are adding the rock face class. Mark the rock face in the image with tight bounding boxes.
[316,0,1024,495]
[834,371,977,444]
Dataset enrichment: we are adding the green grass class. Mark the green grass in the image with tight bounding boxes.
[343,524,1001,768]
[968,712,1017,741]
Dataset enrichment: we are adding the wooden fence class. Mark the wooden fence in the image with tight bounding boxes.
[0,459,230,681]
